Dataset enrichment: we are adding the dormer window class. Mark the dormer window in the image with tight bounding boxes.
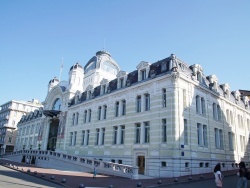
[221,83,230,98]
[101,84,106,94]
[119,77,124,88]
[243,96,249,109]
[232,90,241,104]
[190,64,203,82]
[87,91,92,99]
[161,62,167,72]
[137,61,150,81]
[141,69,146,80]
[100,78,109,94]
[207,75,218,92]
[75,95,80,104]
[117,71,128,89]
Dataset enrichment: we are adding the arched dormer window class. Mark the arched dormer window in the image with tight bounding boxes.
[137,61,151,81]
[52,98,61,111]
[117,71,128,89]
[86,85,94,99]
[100,78,109,95]
[190,64,203,82]
[221,83,230,98]
[207,75,218,92]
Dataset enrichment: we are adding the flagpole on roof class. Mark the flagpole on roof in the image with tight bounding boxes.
[59,57,63,81]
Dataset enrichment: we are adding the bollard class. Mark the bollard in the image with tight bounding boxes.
[79,183,85,188]
[61,178,66,183]
[136,182,142,187]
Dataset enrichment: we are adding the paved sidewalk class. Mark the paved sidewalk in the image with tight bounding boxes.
[0,158,238,188]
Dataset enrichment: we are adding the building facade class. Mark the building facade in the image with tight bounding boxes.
[15,51,250,177]
[0,99,42,154]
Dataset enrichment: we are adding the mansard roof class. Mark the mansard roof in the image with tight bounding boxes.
[69,54,248,110]
[18,108,43,124]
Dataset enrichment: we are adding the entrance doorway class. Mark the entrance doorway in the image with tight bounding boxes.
[47,119,59,151]
[137,156,145,174]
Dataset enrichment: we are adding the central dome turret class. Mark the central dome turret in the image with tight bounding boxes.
[84,50,120,75]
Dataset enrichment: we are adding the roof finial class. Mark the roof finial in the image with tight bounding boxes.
[59,57,63,81]
[103,37,106,51]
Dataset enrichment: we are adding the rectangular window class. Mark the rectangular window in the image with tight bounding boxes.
[162,119,167,143]
[163,89,167,107]
[183,89,187,108]
[113,126,118,144]
[88,109,91,122]
[184,119,188,145]
[96,129,99,145]
[145,94,150,111]
[201,98,205,115]
[74,131,77,146]
[228,132,234,150]
[144,122,150,143]
[103,105,107,119]
[122,100,126,116]
[219,129,223,149]
[72,113,75,125]
[215,128,223,149]
[82,131,85,145]
[98,106,101,120]
[197,123,207,147]
[119,77,124,88]
[215,128,219,148]
[136,96,141,113]
[121,125,125,144]
[141,69,146,80]
[101,128,105,145]
[115,101,119,117]
[84,110,87,123]
[102,84,106,94]
[88,91,92,99]
[86,130,90,145]
[76,113,79,125]
[203,125,207,146]
[135,123,141,144]
[240,135,245,152]
[70,132,73,146]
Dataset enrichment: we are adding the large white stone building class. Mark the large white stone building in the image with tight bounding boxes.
[14,51,250,177]
[0,99,42,154]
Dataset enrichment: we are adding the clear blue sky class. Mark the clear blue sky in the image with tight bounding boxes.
[0,0,249,105]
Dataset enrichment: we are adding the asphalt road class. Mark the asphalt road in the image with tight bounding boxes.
[162,174,250,188]
[0,165,64,188]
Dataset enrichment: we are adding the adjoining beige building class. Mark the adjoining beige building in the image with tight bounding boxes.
[0,99,42,154]
[14,51,250,177]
